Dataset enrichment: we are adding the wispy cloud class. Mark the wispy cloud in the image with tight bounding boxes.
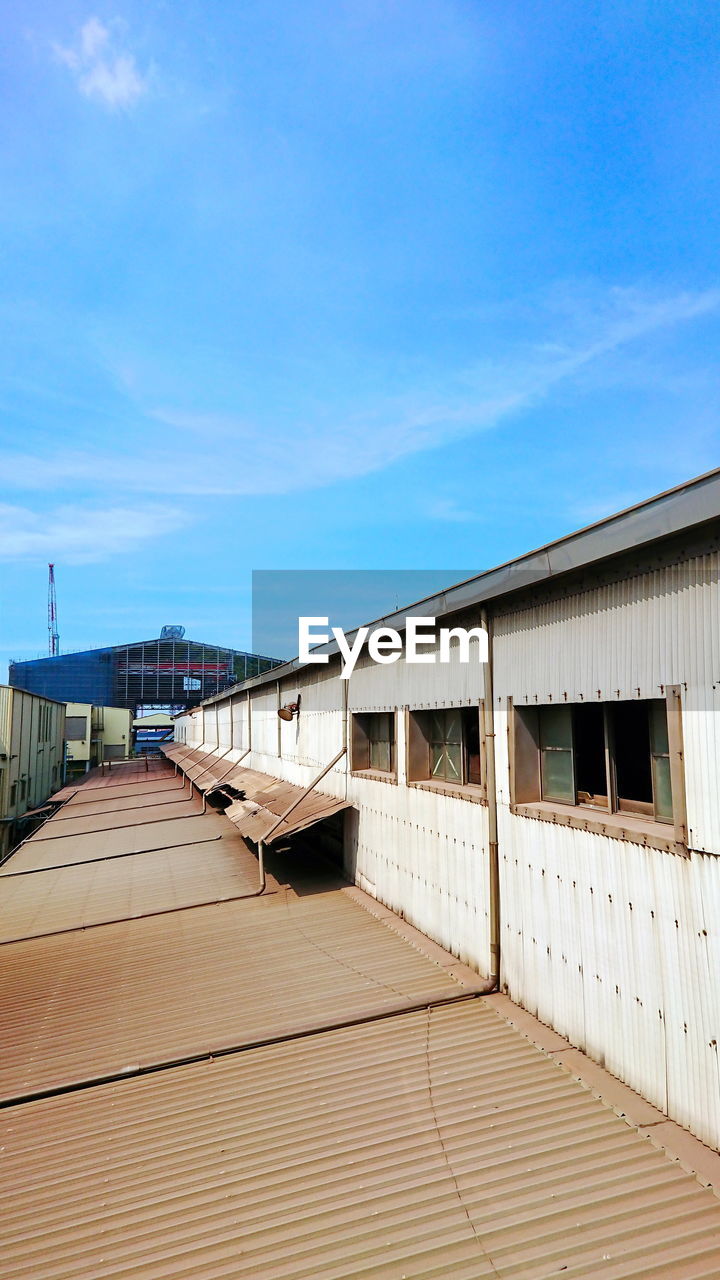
[426,498,485,524]
[55,16,148,109]
[2,284,718,499]
[0,503,187,564]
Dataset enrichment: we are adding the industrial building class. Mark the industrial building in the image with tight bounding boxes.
[0,685,65,859]
[132,711,175,756]
[9,627,281,717]
[64,703,133,778]
[173,467,720,1154]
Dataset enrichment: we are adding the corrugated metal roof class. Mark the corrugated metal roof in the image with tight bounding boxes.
[54,785,193,818]
[49,764,170,803]
[3,1000,720,1279]
[0,835,274,943]
[162,750,351,844]
[24,797,203,840]
[222,765,349,844]
[61,777,187,805]
[2,814,231,873]
[0,887,471,1104]
[3,759,720,1277]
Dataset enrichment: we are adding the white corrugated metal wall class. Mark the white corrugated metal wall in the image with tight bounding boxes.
[177,636,493,974]
[493,552,720,1147]
[174,547,720,1143]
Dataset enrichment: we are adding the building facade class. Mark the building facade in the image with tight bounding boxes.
[64,703,134,778]
[174,469,720,1151]
[0,686,65,860]
[9,635,282,717]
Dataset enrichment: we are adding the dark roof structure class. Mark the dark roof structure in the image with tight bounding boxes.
[9,634,282,714]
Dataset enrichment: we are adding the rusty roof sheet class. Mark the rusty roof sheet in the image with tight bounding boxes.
[49,765,169,802]
[0,887,469,1104]
[4,999,720,1279]
[61,778,188,807]
[24,797,203,840]
[53,784,193,818]
[0,836,274,944]
[2,814,231,873]
[160,746,246,793]
[161,751,351,844]
[213,764,349,844]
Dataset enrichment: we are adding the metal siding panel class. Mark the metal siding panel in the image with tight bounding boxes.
[493,552,720,1147]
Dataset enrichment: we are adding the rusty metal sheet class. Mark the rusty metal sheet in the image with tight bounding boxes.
[3,1000,720,1279]
[0,835,273,943]
[15,803,54,819]
[0,889,465,1103]
[165,754,350,843]
[56,786,192,818]
[25,798,203,841]
[217,765,350,844]
[49,766,172,803]
[226,792,349,843]
[2,814,231,874]
[61,779,186,806]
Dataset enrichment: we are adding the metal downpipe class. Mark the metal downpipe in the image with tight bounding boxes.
[481,607,500,991]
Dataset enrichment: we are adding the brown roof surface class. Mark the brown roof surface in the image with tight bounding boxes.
[24,796,203,839]
[61,778,188,808]
[2,814,230,873]
[4,1000,720,1280]
[2,757,720,1277]
[0,835,274,943]
[50,761,169,800]
[0,888,469,1104]
[162,749,351,843]
[53,787,193,818]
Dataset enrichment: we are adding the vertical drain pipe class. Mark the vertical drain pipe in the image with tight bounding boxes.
[481,607,500,991]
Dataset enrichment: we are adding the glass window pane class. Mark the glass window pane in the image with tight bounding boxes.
[430,744,445,776]
[370,739,391,772]
[429,713,445,742]
[541,748,574,803]
[652,755,673,822]
[445,711,462,745]
[539,705,573,750]
[445,743,462,780]
[369,712,389,744]
[649,701,669,754]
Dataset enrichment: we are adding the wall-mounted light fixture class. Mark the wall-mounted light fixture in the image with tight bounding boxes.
[278,698,301,722]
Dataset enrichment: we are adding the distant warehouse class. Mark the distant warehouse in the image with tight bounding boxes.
[9,626,282,717]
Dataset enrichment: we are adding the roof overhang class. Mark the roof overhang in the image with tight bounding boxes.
[162,745,350,844]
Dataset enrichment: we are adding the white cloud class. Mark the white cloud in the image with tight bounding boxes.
[0,503,187,564]
[1,284,718,499]
[55,17,148,108]
[426,498,485,524]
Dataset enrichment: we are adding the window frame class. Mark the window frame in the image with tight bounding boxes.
[350,711,398,781]
[406,703,486,802]
[510,688,687,854]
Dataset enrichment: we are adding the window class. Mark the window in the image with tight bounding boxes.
[64,715,88,742]
[9,782,16,807]
[512,690,685,843]
[351,712,396,775]
[408,705,483,791]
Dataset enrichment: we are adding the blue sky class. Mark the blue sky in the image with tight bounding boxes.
[2,1,720,667]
